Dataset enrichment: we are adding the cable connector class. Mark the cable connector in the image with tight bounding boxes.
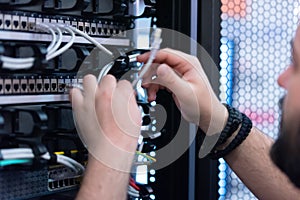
[131,28,162,87]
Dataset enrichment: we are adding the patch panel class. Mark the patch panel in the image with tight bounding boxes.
[0,13,128,37]
[0,77,82,96]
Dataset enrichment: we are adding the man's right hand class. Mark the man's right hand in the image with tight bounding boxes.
[137,48,228,135]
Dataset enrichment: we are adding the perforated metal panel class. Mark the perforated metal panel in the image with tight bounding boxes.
[0,168,48,200]
[219,0,300,199]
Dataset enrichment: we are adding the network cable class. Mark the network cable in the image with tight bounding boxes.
[0,22,114,70]
[0,148,84,174]
[131,28,162,87]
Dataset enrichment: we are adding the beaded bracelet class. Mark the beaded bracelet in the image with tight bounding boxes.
[216,104,243,146]
[208,113,252,159]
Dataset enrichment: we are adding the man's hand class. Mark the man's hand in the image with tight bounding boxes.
[138,48,227,135]
[70,74,141,171]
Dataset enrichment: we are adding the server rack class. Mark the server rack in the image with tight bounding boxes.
[0,1,158,199]
[0,0,221,199]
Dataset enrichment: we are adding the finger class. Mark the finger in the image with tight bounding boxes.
[95,74,117,115]
[98,74,117,97]
[82,74,98,98]
[137,48,192,75]
[154,64,189,99]
[116,80,134,97]
[146,84,160,102]
[114,80,141,136]
[70,88,84,109]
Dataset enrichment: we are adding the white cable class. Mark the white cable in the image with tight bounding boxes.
[56,155,79,172]
[0,148,84,174]
[128,185,140,194]
[132,28,162,87]
[46,26,75,60]
[1,148,33,155]
[97,61,114,82]
[57,154,85,173]
[2,62,33,70]
[47,26,63,56]
[2,153,35,160]
[0,55,34,64]
[127,190,140,198]
[35,23,57,53]
[68,25,113,57]
[41,152,84,173]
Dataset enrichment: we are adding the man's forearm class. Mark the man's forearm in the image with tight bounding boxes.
[225,127,300,199]
[76,155,131,200]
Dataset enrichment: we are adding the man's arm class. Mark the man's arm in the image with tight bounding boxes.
[71,75,141,200]
[225,127,300,199]
[75,155,131,200]
[138,48,300,199]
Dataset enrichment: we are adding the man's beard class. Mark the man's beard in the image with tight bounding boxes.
[270,96,300,188]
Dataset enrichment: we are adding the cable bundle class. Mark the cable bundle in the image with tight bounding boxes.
[0,22,113,70]
[0,148,85,174]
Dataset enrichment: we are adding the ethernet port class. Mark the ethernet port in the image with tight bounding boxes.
[64,179,70,186]
[21,21,27,29]
[37,83,42,92]
[58,83,66,92]
[13,20,19,29]
[53,181,58,188]
[79,26,83,31]
[51,83,57,91]
[5,20,10,28]
[5,84,11,93]
[0,84,2,93]
[49,182,53,189]
[86,26,90,33]
[44,83,50,91]
[0,19,2,28]
[21,83,27,92]
[28,22,34,30]
[13,84,19,92]
[104,28,108,35]
[29,83,35,92]
[98,27,102,35]
[91,26,96,34]
[59,180,64,187]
